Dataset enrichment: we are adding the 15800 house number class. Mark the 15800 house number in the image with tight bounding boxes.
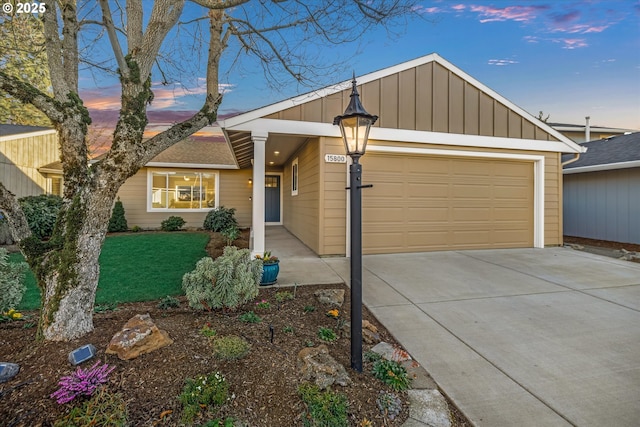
[324,154,347,163]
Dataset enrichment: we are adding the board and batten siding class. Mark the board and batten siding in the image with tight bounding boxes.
[115,167,252,230]
[283,138,320,253]
[318,137,347,256]
[0,132,59,198]
[265,62,557,142]
[563,168,640,245]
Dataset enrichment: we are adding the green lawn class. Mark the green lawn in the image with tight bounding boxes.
[12,232,210,311]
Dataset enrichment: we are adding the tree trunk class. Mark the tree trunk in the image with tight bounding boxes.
[29,191,114,341]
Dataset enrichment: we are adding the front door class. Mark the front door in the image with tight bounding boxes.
[265,175,281,223]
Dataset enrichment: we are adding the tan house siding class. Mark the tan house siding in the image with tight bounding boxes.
[115,167,252,230]
[265,61,559,142]
[283,138,320,253]
[0,132,59,198]
[318,137,347,256]
[544,152,563,246]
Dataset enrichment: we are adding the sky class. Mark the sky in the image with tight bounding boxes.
[79,1,640,132]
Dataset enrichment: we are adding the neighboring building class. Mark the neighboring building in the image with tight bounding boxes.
[0,124,62,197]
[563,132,640,245]
[550,122,635,143]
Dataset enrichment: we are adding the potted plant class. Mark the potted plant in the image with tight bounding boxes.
[257,251,279,286]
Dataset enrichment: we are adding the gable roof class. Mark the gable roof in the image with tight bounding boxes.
[563,132,640,174]
[220,53,584,168]
[0,124,56,141]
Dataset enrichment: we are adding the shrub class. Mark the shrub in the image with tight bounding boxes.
[107,198,128,232]
[221,224,240,246]
[239,310,261,323]
[371,359,411,392]
[131,225,142,232]
[158,295,180,309]
[161,215,186,231]
[203,206,238,232]
[377,391,403,420]
[298,382,349,427]
[18,194,63,239]
[53,388,128,427]
[275,291,294,303]
[0,248,28,313]
[212,335,251,360]
[182,247,262,311]
[50,361,115,404]
[179,372,229,423]
[317,327,338,342]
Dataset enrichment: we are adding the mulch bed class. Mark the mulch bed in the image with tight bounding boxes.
[0,231,471,426]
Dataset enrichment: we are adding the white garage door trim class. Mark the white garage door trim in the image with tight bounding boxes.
[345,145,545,254]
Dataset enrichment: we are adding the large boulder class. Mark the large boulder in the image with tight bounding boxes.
[297,345,351,389]
[314,289,345,306]
[106,314,173,360]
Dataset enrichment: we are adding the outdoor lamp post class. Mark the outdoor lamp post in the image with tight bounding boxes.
[333,76,378,372]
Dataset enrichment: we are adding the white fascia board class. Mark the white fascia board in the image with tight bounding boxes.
[563,160,640,174]
[228,118,584,154]
[0,129,57,142]
[145,162,238,170]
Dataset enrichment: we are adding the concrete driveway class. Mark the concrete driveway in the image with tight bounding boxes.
[324,247,640,426]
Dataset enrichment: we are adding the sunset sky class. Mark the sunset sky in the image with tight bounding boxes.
[80,1,640,132]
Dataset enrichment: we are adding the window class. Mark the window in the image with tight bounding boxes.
[149,170,218,211]
[50,176,63,196]
[291,157,299,196]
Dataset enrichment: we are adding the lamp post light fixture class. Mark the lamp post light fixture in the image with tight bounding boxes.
[333,76,378,372]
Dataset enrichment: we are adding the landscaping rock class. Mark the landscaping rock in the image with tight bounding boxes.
[314,289,345,306]
[339,320,381,344]
[297,344,351,389]
[407,389,451,427]
[401,360,438,390]
[371,341,412,362]
[106,314,173,360]
[0,362,20,383]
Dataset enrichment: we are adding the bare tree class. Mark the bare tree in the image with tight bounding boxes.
[0,0,418,341]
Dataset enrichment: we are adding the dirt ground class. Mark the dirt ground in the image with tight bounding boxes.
[0,232,471,426]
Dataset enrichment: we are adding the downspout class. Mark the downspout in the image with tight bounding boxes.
[585,116,591,142]
[562,152,582,166]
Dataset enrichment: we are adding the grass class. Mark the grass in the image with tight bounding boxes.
[12,232,209,311]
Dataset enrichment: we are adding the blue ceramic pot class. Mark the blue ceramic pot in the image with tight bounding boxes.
[260,261,280,286]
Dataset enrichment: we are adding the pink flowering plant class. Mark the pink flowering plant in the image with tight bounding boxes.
[50,361,115,404]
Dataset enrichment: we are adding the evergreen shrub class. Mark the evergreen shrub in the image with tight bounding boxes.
[19,194,63,239]
[107,198,128,232]
[161,216,185,231]
[182,246,262,310]
[0,248,28,312]
[203,206,237,232]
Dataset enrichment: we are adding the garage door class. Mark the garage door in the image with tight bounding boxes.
[361,153,534,254]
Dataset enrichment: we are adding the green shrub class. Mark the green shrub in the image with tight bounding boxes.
[18,194,63,239]
[161,216,186,231]
[53,388,128,427]
[179,372,229,423]
[372,359,411,392]
[107,198,128,232]
[203,206,238,232]
[0,248,28,312]
[212,335,251,360]
[221,224,240,246]
[131,225,142,232]
[157,295,180,309]
[317,327,337,342]
[298,382,349,427]
[182,247,262,311]
[239,310,261,323]
[275,291,294,303]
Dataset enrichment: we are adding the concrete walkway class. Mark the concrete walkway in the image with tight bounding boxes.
[266,227,640,426]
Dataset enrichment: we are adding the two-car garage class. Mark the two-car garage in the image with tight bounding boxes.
[361,150,536,254]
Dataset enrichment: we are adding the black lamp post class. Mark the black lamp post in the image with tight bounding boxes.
[333,76,378,372]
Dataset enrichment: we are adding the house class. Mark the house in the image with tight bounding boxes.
[563,132,640,245]
[0,124,62,197]
[550,122,635,143]
[117,53,585,256]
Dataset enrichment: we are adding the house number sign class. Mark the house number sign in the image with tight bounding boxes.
[324,154,347,163]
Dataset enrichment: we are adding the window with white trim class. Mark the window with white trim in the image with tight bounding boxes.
[148,170,218,210]
[291,157,299,196]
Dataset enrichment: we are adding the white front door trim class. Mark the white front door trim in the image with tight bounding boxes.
[345,145,545,255]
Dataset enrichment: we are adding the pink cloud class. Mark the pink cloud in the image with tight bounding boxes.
[553,38,589,49]
[413,5,441,14]
[452,4,466,11]
[469,5,549,23]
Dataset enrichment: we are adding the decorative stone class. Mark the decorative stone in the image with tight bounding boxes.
[106,314,173,360]
[297,344,351,389]
[363,328,381,344]
[0,362,20,383]
[363,320,378,334]
[407,389,451,427]
[339,320,381,344]
[314,289,345,306]
[371,342,412,362]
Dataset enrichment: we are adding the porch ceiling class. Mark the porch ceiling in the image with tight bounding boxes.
[227,130,309,169]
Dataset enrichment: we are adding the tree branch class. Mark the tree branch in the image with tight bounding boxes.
[0,71,64,123]
[98,0,128,77]
[0,184,32,244]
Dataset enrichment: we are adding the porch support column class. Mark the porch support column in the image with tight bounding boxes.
[251,131,268,256]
